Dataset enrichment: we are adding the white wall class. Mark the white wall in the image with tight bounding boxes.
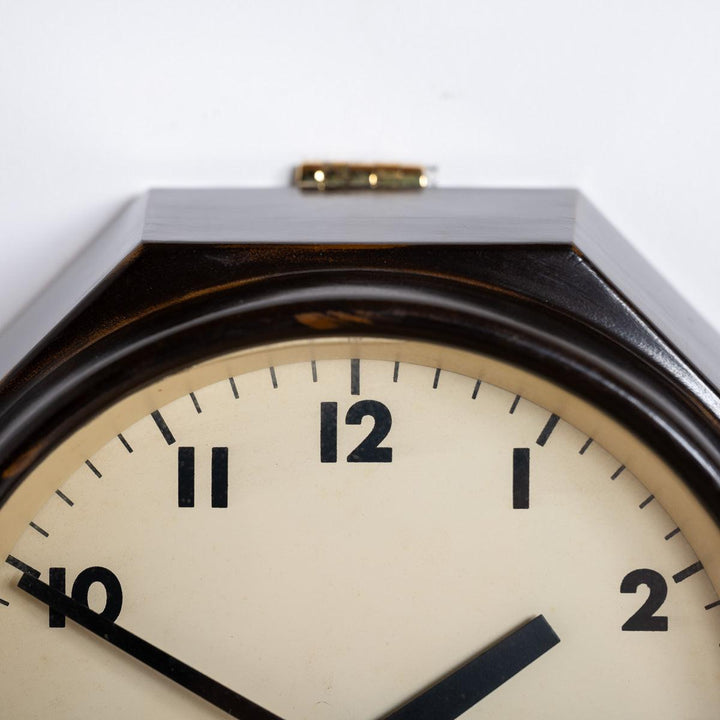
[1,1,719,334]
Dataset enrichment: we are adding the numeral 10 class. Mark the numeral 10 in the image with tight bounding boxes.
[48,566,123,628]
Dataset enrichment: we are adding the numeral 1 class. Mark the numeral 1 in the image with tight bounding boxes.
[513,448,530,509]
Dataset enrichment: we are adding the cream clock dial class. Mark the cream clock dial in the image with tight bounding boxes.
[0,341,718,719]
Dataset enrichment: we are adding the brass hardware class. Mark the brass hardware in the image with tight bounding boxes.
[295,163,428,191]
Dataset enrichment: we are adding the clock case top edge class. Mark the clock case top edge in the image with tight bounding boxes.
[0,188,718,524]
[1,188,717,403]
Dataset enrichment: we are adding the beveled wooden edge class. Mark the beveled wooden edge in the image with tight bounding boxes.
[6,187,719,397]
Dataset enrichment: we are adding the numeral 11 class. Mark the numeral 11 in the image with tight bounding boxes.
[178,447,229,508]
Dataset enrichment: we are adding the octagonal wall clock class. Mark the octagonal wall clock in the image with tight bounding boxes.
[0,173,718,719]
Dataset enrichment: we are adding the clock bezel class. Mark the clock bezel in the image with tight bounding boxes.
[2,335,718,598]
[0,246,719,532]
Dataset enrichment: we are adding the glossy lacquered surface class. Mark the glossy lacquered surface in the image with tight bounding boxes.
[2,189,719,401]
[2,240,719,532]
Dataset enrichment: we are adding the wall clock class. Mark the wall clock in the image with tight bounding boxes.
[0,169,718,718]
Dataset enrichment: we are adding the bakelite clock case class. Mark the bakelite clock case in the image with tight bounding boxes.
[1,188,719,527]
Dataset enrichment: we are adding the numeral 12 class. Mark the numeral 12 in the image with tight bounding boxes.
[321,401,393,463]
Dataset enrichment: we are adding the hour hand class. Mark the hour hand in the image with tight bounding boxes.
[382,615,560,720]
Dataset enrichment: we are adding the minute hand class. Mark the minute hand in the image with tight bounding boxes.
[17,572,284,720]
[382,615,560,720]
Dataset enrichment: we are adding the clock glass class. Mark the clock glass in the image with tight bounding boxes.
[0,338,718,719]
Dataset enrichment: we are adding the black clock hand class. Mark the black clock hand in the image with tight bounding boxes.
[17,572,284,720]
[383,615,560,720]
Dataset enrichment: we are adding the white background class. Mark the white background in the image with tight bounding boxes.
[1,1,718,333]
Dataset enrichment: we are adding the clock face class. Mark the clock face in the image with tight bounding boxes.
[0,339,718,719]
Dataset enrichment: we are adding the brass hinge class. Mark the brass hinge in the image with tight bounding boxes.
[295,162,429,192]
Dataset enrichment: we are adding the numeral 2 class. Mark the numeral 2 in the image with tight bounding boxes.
[49,566,123,628]
[321,401,393,463]
[620,568,669,631]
